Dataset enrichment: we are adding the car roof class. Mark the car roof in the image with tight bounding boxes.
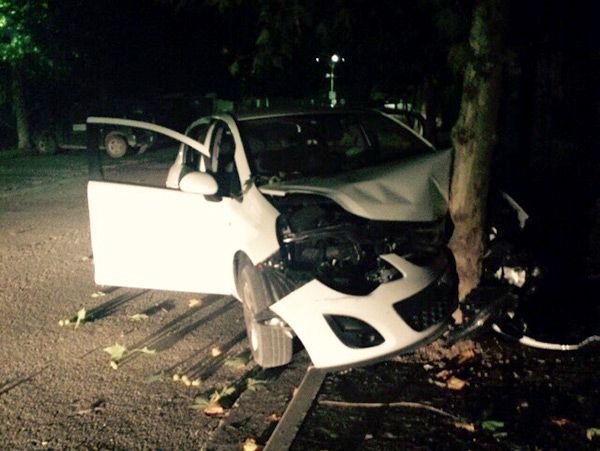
[233,108,375,122]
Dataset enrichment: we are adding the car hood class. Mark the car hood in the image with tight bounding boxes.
[258,148,453,221]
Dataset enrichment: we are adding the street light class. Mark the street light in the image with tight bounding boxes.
[316,53,345,108]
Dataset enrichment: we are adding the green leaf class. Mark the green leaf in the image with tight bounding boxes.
[224,351,251,369]
[255,28,270,46]
[482,420,505,432]
[103,343,127,361]
[129,313,148,322]
[587,428,600,441]
[246,378,266,392]
[74,307,86,329]
[190,396,210,410]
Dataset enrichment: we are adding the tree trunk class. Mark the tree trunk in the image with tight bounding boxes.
[11,65,31,151]
[449,0,507,301]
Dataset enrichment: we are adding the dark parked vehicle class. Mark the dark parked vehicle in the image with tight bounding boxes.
[33,105,156,158]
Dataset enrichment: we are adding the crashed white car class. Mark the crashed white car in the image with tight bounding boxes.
[86,109,457,369]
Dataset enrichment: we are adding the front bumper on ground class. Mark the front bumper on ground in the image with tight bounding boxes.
[270,251,457,369]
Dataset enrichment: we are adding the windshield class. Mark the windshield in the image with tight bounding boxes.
[238,111,432,182]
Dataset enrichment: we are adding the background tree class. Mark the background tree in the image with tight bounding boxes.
[0,0,52,150]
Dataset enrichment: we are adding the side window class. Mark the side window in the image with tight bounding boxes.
[184,122,211,171]
[208,122,241,197]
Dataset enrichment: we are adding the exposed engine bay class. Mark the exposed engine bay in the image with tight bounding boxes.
[264,194,452,296]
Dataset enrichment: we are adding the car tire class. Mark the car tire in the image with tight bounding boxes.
[35,131,57,155]
[239,264,293,368]
[104,132,128,158]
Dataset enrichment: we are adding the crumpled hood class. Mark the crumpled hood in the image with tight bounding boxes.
[258,148,453,221]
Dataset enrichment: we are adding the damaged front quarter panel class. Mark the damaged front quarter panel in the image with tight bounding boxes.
[255,191,457,369]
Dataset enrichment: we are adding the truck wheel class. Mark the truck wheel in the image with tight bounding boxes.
[35,131,57,155]
[239,264,292,368]
[104,132,128,158]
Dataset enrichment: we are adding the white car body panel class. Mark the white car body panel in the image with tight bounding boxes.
[87,116,280,296]
[88,181,236,294]
[259,149,452,222]
[270,253,450,368]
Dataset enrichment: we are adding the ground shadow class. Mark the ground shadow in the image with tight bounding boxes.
[84,289,150,323]
[119,295,237,366]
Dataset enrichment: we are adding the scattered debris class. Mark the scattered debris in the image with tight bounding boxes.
[90,291,106,298]
[494,266,526,287]
[211,347,222,357]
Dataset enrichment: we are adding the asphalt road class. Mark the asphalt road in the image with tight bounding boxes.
[0,150,305,449]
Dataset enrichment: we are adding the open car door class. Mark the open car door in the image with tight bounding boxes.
[86,117,235,295]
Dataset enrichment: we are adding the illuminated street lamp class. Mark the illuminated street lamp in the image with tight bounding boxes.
[316,53,345,107]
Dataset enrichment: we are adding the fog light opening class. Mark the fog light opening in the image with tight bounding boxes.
[325,315,384,348]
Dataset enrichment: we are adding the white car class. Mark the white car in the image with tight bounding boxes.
[86,109,457,369]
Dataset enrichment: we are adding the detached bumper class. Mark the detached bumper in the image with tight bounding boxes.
[270,251,457,369]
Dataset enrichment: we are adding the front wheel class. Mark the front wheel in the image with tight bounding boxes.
[239,265,292,368]
[104,132,128,158]
[35,131,57,155]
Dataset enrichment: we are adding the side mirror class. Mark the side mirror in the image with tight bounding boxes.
[179,172,218,195]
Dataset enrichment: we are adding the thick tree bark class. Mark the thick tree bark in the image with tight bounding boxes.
[11,65,31,151]
[449,0,507,301]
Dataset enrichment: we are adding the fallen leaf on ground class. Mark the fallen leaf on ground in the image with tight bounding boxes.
[90,291,106,298]
[364,433,374,440]
[436,369,450,380]
[446,376,467,390]
[211,347,222,357]
[428,378,446,388]
[586,428,600,441]
[482,420,505,432]
[181,375,191,386]
[203,404,225,416]
[188,299,202,308]
[454,422,476,432]
[550,417,569,427]
[75,308,86,329]
[109,361,118,370]
[129,313,148,321]
[224,351,251,369]
[267,413,281,422]
[242,437,262,451]
[103,343,127,361]
[458,349,476,364]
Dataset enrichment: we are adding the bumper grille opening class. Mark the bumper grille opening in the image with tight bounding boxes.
[325,315,384,349]
[393,271,458,332]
